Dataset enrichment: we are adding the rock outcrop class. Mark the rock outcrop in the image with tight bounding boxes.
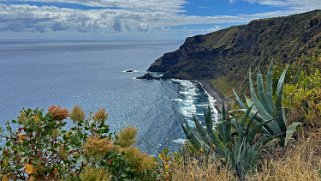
[136,73,161,80]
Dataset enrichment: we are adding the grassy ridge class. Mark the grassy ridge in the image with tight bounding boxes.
[148,10,321,83]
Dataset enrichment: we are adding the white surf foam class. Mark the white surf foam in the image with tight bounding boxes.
[171,79,219,129]
[171,79,198,120]
[199,82,219,121]
[172,138,187,144]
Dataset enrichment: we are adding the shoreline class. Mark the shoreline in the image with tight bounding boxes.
[197,80,226,109]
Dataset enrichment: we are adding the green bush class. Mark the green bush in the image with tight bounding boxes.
[0,106,158,180]
[282,55,321,127]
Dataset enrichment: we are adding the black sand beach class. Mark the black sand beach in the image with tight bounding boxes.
[198,80,226,108]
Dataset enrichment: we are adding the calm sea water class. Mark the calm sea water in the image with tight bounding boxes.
[0,40,216,154]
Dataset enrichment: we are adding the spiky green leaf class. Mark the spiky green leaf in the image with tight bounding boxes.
[284,122,302,147]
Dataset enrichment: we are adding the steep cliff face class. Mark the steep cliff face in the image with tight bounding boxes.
[148,10,321,80]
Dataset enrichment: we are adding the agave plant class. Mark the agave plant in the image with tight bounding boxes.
[233,62,302,147]
[181,105,273,180]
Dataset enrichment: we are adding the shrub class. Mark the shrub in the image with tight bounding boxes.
[0,106,157,180]
[283,61,321,127]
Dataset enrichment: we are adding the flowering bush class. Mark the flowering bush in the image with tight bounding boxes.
[0,106,158,180]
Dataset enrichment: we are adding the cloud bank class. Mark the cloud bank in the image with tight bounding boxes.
[0,0,320,38]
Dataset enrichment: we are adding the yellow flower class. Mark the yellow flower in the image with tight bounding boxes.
[141,154,157,171]
[84,136,113,158]
[70,105,85,122]
[59,148,68,161]
[120,147,156,172]
[2,175,9,181]
[27,176,35,181]
[116,126,137,148]
[18,111,26,123]
[53,168,59,175]
[51,129,60,138]
[93,108,108,122]
[65,131,72,139]
[18,134,27,140]
[48,105,69,121]
[34,115,40,123]
[25,164,36,175]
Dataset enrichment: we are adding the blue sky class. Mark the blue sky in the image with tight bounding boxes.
[0,0,319,40]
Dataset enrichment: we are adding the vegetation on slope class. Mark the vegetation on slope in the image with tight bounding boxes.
[177,54,321,180]
[148,10,321,84]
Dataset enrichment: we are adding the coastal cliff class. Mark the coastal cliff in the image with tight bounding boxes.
[147,10,321,81]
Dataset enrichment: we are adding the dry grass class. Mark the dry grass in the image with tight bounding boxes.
[249,129,321,181]
[172,157,237,181]
[171,129,321,181]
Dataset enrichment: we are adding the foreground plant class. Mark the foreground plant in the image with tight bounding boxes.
[182,106,273,180]
[0,106,157,180]
[234,62,302,147]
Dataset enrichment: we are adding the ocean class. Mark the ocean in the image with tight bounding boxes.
[0,40,217,154]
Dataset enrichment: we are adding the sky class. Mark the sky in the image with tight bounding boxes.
[0,0,320,40]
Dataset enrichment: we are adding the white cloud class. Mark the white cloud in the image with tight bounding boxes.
[3,0,187,13]
[0,0,320,38]
[0,3,252,34]
[245,0,321,10]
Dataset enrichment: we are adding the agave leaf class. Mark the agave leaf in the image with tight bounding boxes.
[240,102,277,136]
[182,119,209,148]
[203,108,227,153]
[245,97,255,109]
[266,61,274,112]
[247,119,274,143]
[192,116,207,138]
[192,116,214,148]
[222,104,227,120]
[204,109,212,128]
[249,71,274,121]
[244,111,258,138]
[276,65,289,97]
[257,71,271,113]
[234,118,243,144]
[252,115,276,136]
[217,120,231,144]
[284,122,302,147]
[245,97,263,120]
[181,123,201,149]
[235,139,244,163]
[275,66,288,132]
[263,137,280,147]
[234,89,247,109]
[204,109,216,142]
[240,105,253,127]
